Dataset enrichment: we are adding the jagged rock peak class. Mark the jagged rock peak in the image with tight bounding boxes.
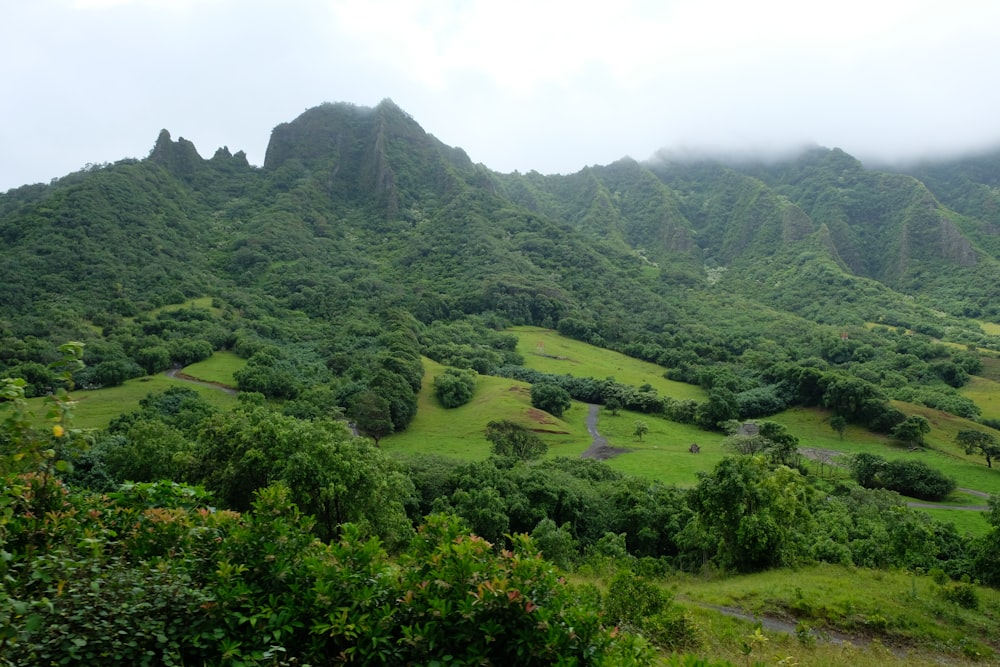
[148,129,205,178]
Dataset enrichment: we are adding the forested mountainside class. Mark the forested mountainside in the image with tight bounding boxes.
[4,99,1000,666]
[3,99,1000,426]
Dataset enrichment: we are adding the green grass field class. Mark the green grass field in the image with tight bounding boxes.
[22,328,998,529]
[919,508,991,536]
[588,410,726,486]
[181,350,244,386]
[961,375,1000,422]
[977,320,1000,337]
[382,358,593,461]
[147,296,221,318]
[509,326,706,401]
[383,331,1000,504]
[382,357,725,486]
[771,405,1000,493]
[23,372,239,430]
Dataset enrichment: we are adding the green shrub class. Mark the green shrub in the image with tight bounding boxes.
[531,382,572,418]
[880,459,957,501]
[433,366,477,408]
[849,454,956,501]
[605,571,699,651]
[941,582,980,610]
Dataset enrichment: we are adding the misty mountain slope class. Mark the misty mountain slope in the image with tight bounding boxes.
[264,100,489,220]
[495,159,701,277]
[902,149,1000,225]
[637,148,1000,322]
[247,105,659,331]
[4,100,1000,388]
[648,159,819,266]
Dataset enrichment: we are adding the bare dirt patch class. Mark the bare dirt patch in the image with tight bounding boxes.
[798,447,849,467]
[166,367,238,395]
[526,408,555,424]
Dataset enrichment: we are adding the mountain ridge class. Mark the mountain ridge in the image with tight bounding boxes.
[3,100,1000,435]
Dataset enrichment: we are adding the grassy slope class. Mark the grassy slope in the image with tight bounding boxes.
[181,350,244,386]
[673,564,1000,666]
[772,406,1000,495]
[34,372,239,430]
[386,332,999,500]
[383,355,723,486]
[20,348,245,430]
[508,326,706,401]
[962,375,1000,421]
[591,409,726,486]
[382,358,593,460]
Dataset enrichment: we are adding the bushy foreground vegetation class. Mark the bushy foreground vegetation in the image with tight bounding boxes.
[3,343,1000,664]
[1,474,659,666]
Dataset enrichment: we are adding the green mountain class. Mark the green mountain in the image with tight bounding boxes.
[6,99,1000,667]
[2,100,1000,427]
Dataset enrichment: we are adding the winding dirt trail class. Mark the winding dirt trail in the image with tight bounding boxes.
[580,404,630,460]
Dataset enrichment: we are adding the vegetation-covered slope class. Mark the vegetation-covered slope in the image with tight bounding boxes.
[3,99,1000,665]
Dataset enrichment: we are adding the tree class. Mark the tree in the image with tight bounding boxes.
[757,421,799,465]
[829,415,847,441]
[348,390,394,446]
[850,452,885,488]
[880,459,956,501]
[604,395,622,416]
[891,415,931,447]
[484,419,547,460]
[684,455,813,572]
[369,369,418,432]
[531,382,572,418]
[955,429,1000,468]
[722,420,798,466]
[695,387,738,430]
[86,359,139,388]
[971,495,1000,586]
[193,404,412,544]
[134,345,172,376]
[632,420,649,441]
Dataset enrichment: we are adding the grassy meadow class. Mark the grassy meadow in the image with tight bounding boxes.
[669,564,1000,666]
[181,350,244,386]
[26,372,239,430]
[382,357,593,461]
[508,326,706,401]
[21,328,998,527]
[772,406,1000,494]
[588,410,727,485]
[962,375,1000,421]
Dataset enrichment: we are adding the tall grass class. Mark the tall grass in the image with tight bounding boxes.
[961,375,1000,422]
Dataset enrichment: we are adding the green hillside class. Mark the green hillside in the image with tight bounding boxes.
[4,100,1000,666]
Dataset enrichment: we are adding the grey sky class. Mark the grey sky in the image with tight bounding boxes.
[3,0,999,192]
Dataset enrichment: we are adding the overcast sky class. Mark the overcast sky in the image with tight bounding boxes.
[3,0,1000,192]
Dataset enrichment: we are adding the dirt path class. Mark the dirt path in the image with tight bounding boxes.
[693,603,874,648]
[580,404,630,460]
[165,367,238,395]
